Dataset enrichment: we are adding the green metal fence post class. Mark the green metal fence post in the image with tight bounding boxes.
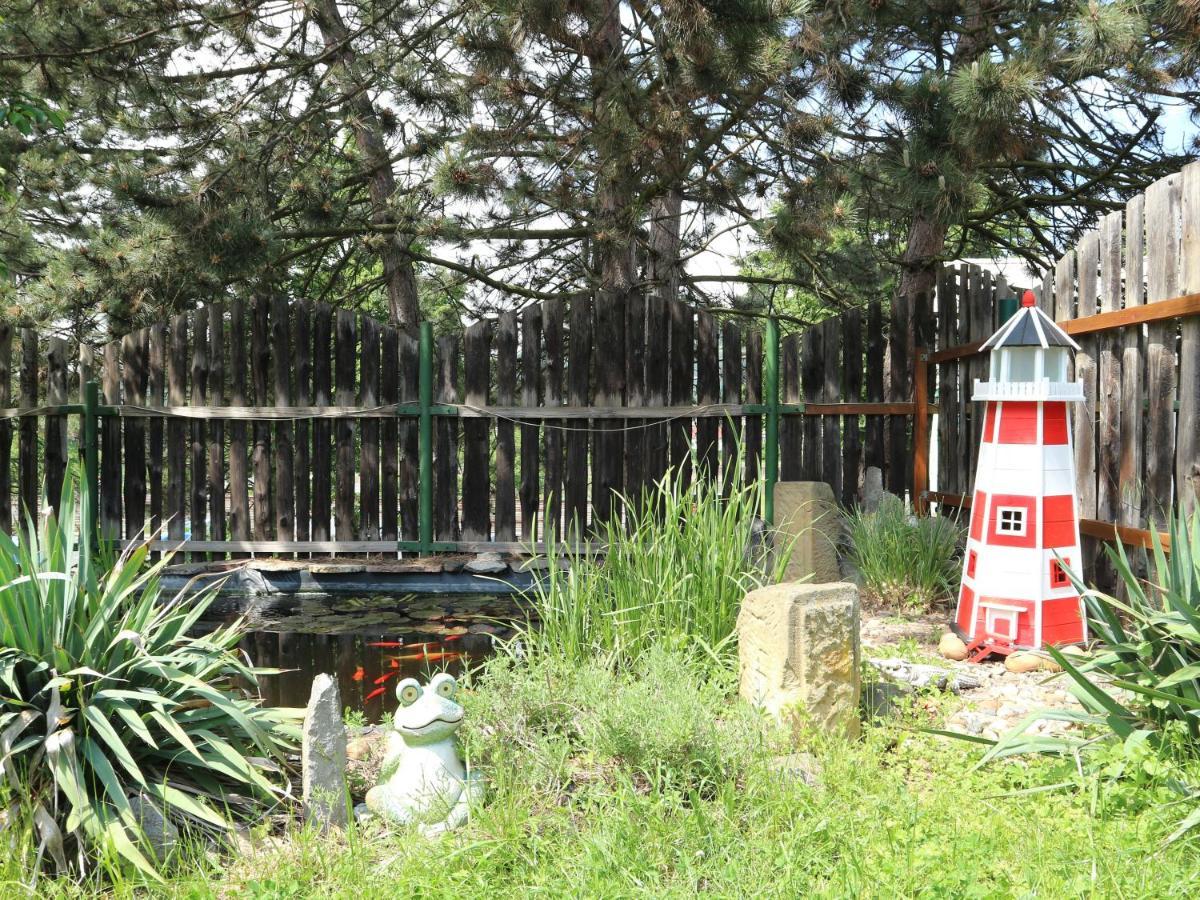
[418,322,434,555]
[82,379,101,554]
[764,317,780,526]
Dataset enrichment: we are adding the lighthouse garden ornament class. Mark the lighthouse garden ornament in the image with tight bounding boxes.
[952,290,1087,660]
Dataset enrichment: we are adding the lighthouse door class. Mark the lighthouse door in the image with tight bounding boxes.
[981,602,1024,643]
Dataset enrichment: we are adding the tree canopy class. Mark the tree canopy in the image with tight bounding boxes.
[1,1,1197,339]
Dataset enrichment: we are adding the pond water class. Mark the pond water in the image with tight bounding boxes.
[198,592,526,721]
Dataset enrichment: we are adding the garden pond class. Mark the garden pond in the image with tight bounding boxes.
[197,592,527,720]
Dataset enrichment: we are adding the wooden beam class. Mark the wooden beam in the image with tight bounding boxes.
[924,491,1171,552]
[928,290,1200,365]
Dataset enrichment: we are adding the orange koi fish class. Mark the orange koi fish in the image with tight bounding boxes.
[351,666,365,682]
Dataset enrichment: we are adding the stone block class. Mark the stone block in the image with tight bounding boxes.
[773,481,842,583]
[737,581,860,737]
[303,673,348,830]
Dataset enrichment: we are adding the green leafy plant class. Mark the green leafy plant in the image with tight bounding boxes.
[842,495,964,610]
[0,472,299,879]
[514,455,790,667]
[977,510,1200,844]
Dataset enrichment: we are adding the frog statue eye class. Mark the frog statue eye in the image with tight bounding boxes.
[396,678,422,706]
[430,673,457,700]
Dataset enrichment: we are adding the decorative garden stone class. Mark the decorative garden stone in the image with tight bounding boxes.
[365,673,484,836]
[737,582,860,738]
[302,674,348,830]
[772,482,842,584]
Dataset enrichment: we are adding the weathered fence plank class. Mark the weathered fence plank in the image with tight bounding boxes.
[865,302,885,476]
[190,309,208,555]
[696,309,719,480]
[335,309,357,541]
[462,320,491,542]
[721,320,742,493]
[397,331,419,542]
[544,298,565,534]
[435,334,459,541]
[121,331,146,538]
[842,309,863,507]
[207,307,226,548]
[820,318,842,499]
[294,306,312,546]
[1075,232,1100,571]
[1180,162,1200,515]
[101,339,123,533]
[1144,174,1180,524]
[494,313,517,542]
[147,325,165,540]
[358,314,379,542]
[379,326,398,544]
[566,298,590,536]
[782,331,803,481]
[1119,193,1145,528]
[800,328,820,481]
[228,303,250,549]
[45,337,68,514]
[623,292,646,503]
[744,329,762,486]
[273,297,295,544]
[166,316,188,542]
[644,293,669,493]
[668,300,693,489]
[311,304,332,543]
[520,307,541,541]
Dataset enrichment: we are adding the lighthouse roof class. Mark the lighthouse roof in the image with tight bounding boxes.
[982,303,1080,352]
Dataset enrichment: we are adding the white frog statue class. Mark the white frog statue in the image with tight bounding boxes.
[364,672,484,836]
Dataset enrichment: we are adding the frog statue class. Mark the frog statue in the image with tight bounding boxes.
[364,672,484,836]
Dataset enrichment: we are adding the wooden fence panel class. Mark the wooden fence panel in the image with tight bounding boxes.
[744,329,762,487]
[565,299,590,535]
[644,293,669,493]
[311,304,332,543]
[121,331,146,538]
[1119,194,1145,528]
[592,292,625,524]
[820,318,842,498]
[379,326,398,545]
[865,302,885,476]
[668,300,693,489]
[397,331,419,542]
[294,306,313,545]
[253,300,273,540]
[207,308,225,548]
[435,334,459,541]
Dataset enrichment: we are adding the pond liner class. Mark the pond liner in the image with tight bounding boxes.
[160,568,536,598]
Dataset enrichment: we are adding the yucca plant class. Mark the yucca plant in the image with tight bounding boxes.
[976,510,1200,843]
[514,453,791,667]
[0,471,299,879]
[842,495,964,610]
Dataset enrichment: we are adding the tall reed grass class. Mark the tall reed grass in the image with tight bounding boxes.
[841,495,964,610]
[513,458,790,667]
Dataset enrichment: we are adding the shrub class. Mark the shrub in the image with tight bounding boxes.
[980,510,1200,843]
[0,474,299,879]
[842,495,964,610]
[514,458,789,667]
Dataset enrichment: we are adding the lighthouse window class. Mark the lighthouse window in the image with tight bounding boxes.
[996,506,1026,535]
[1050,558,1071,588]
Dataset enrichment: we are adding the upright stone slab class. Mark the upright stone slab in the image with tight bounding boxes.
[774,481,841,583]
[303,673,348,830]
[737,581,860,738]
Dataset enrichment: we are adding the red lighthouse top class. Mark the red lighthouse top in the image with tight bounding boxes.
[1021,289,1036,308]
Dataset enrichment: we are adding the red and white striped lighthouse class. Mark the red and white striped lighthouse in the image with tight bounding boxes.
[953,290,1087,652]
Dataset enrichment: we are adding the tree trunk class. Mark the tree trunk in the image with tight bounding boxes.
[648,187,683,305]
[310,0,420,330]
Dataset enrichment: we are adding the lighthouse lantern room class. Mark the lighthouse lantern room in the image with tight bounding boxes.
[953,290,1087,656]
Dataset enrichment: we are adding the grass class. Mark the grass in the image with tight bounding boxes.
[842,496,964,611]
[28,648,1200,898]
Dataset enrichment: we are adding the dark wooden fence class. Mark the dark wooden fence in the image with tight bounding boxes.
[0,294,920,556]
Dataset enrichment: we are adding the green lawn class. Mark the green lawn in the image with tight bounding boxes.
[29,648,1199,898]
